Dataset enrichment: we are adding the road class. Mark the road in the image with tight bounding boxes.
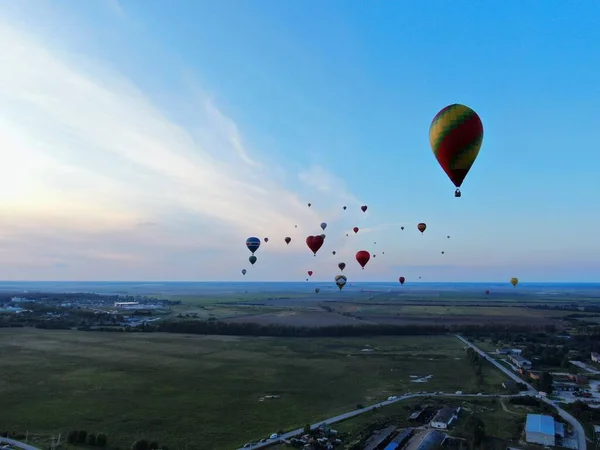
[237,336,588,450]
[237,392,522,449]
[456,335,587,450]
[0,437,41,450]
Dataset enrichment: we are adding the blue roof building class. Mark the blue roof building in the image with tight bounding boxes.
[525,414,556,446]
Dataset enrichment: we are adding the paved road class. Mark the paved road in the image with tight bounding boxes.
[456,335,587,450]
[0,437,41,450]
[237,392,520,449]
[237,336,588,450]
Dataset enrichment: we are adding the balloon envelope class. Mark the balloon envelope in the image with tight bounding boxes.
[361,205,368,212]
[399,276,405,285]
[417,223,427,233]
[429,104,483,189]
[285,237,291,244]
[510,277,519,287]
[320,222,327,230]
[338,262,346,271]
[306,235,324,255]
[246,237,261,254]
[355,250,370,269]
[249,255,257,265]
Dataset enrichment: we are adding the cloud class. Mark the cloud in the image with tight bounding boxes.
[0,19,366,280]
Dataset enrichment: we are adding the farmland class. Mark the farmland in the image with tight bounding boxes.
[0,330,506,450]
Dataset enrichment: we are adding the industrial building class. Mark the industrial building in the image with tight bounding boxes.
[383,428,413,450]
[525,414,564,446]
[403,430,447,450]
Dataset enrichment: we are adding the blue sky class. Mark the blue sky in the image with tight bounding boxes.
[0,0,599,282]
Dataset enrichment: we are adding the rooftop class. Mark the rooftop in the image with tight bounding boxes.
[432,407,457,424]
[525,414,555,435]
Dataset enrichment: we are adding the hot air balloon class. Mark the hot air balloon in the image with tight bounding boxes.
[399,276,405,285]
[308,271,313,277]
[315,287,320,294]
[285,237,291,244]
[335,275,347,290]
[338,262,346,271]
[343,206,347,210]
[320,234,326,239]
[346,233,349,237]
[441,251,445,255]
[373,254,377,258]
[320,222,327,231]
[353,227,359,234]
[306,235,324,256]
[249,255,257,265]
[401,226,404,231]
[355,250,370,269]
[510,277,519,287]
[447,236,450,239]
[264,237,269,242]
[332,251,336,255]
[485,290,490,295]
[417,223,427,234]
[382,252,385,255]
[242,269,247,276]
[429,104,484,197]
[246,237,261,255]
[308,203,312,207]
[295,225,297,228]
[361,205,368,212]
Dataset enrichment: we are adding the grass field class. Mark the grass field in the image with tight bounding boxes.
[0,330,507,449]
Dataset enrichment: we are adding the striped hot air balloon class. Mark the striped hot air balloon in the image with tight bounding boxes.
[429,104,483,197]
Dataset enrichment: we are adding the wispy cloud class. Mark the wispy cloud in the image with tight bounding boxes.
[0,20,362,280]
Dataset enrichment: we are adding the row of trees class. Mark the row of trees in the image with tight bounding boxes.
[67,430,108,447]
[65,430,169,450]
[465,348,485,390]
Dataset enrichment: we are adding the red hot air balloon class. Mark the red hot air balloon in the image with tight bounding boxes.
[306,235,324,256]
[399,276,405,285]
[353,227,359,234]
[361,205,368,212]
[355,250,370,269]
[308,271,313,277]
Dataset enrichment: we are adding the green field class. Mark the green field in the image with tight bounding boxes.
[0,329,508,449]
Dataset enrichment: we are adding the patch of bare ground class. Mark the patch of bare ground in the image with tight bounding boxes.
[224,310,372,327]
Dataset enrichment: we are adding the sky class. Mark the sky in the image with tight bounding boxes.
[0,0,599,282]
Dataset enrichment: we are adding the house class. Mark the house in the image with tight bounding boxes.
[525,414,556,446]
[430,407,460,430]
[508,355,532,369]
[591,352,599,363]
[510,349,523,355]
[496,348,510,354]
[568,374,588,384]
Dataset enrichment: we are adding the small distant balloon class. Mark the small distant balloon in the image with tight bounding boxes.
[285,237,291,244]
[338,262,346,271]
[308,203,312,207]
[417,223,427,234]
[242,269,247,276]
[510,277,519,287]
[353,227,359,234]
[343,206,347,210]
[361,205,368,213]
[320,222,327,231]
[401,226,404,231]
[315,287,320,294]
[399,276,405,285]
[249,255,257,265]
[332,251,336,255]
[264,237,269,242]
[308,270,313,277]
[306,235,324,256]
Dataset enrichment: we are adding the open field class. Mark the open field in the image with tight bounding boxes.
[0,330,506,450]
[210,302,594,328]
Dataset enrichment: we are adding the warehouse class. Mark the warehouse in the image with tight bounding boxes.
[525,414,556,446]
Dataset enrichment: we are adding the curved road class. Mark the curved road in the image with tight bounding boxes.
[239,335,588,450]
[237,392,522,450]
[456,335,587,450]
[0,437,41,450]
